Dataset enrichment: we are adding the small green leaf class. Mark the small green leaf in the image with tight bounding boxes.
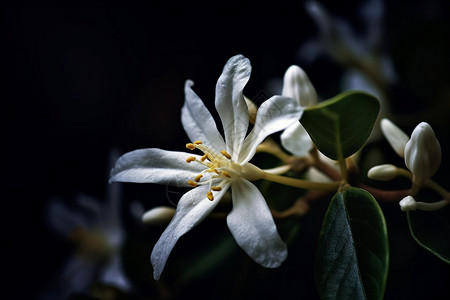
[315,187,389,300]
[407,207,450,264]
[301,91,380,160]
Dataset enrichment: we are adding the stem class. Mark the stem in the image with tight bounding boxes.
[416,200,450,211]
[309,147,341,181]
[261,171,340,191]
[423,179,450,200]
[359,184,411,203]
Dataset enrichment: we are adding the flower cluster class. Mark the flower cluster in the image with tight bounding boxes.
[368,118,449,212]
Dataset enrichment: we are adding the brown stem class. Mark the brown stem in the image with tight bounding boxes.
[358,184,411,203]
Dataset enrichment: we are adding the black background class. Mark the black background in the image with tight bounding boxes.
[3,0,450,299]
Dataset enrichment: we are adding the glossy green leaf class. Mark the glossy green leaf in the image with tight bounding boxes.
[407,207,450,264]
[315,187,389,300]
[301,91,380,160]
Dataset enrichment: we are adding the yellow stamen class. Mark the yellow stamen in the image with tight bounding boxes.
[222,171,231,178]
[193,141,203,145]
[207,191,214,201]
[200,154,208,162]
[220,150,232,159]
[211,186,222,191]
[187,180,198,187]
[186,156,196,163]
[214,169,221,174]
[195,174,203,182]
[186,143,196,150]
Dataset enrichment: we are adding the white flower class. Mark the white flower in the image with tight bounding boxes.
[280,65,318,157]
[110,55,303,280]
[380,118,409,158]
[404,122,441,185]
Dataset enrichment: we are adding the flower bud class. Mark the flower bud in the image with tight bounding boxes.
[282,65,318,107]
[380,118,409,158]
[142,206,175,226]
[367,164,399,181]
[399,196,417,212]
[404,122,441,185]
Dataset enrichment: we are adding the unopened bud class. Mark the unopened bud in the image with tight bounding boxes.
[282,65,318,107]
[399,196,449,212]
[367,164,399,181]
[380,118,409,158]
[142,206,175,226]
[404,122,441,185]
[399,196,417,211]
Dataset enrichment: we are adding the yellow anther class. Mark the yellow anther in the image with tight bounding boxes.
[195,174,203,182]
[186,156,196,163]
[220,150,232,159]
[187,180,198,187]
[222,171,231,178]
[193,141,203,145]
[207,191,214,201]
[211,186,222,191]
[186,143,196,150]
[214,169,221,174]
[200,154,209,162]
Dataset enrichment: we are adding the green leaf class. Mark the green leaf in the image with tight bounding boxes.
[301,91,380,160]
[407,207,450,264]
[315,187,389,300]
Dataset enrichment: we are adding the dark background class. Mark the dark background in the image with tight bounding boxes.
[3,0,450,299]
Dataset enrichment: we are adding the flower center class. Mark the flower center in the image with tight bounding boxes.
[185,141,242,200]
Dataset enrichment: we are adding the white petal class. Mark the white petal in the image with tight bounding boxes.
[280,121,313,156]
[109,148,205,187]
[282,65,318,107]
[227,179,287,268]
[380,118,409,158]
[239,96,303,163]
[182,80,226,153]
[151,183,230,280]
[215,55,251,156]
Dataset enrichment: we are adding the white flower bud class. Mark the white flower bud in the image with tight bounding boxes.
[142,206,175,226]
[399,196,449,212]
[380,118,409,158]
[404,122,441,185]
[282,65,318,107]
[399,196,417,212]
[367,164,399,181]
